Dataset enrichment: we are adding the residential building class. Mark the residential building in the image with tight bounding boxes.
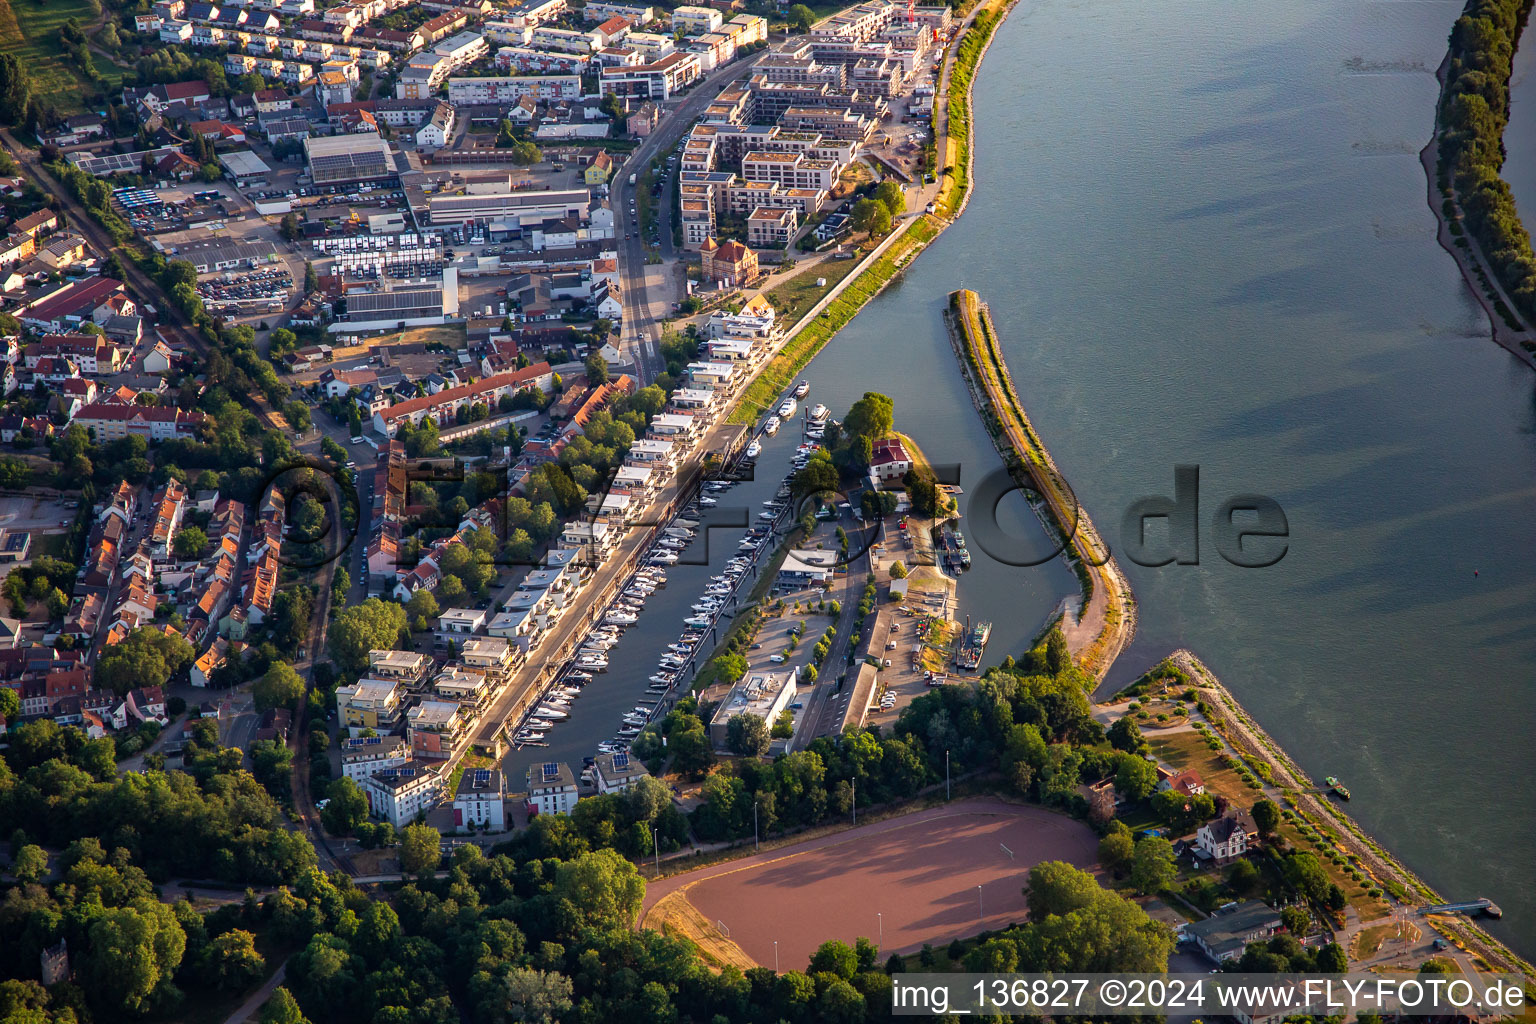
[453,767,506,830]
[1195,809,1257,865]
[340,734,411,783]
[407,699,466,759]
[699,236,757,284]
[447,74,582,104]
[777,548,837,587]
[336,676,404,731]
[592,749,649,794]
[745,205,797,247]
[526,760,578,816]
[363,760,443,826]
[375,362,553,435]
[869,436,912,483]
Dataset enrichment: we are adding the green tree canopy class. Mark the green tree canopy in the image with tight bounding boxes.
[253,662,305,713]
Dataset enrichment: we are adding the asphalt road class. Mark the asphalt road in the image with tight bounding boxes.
[611,52,772,384]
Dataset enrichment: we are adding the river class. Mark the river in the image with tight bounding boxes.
[517,0,1536,958]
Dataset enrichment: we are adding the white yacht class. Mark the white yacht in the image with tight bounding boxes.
[778,397,798,419]
[745,439,762,458]
[809,403,829,423]
[606,610,638,625]
[649,551,679,565]
[764,415,781,436]
[793,380,810,399]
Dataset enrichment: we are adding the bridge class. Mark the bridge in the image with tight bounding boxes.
[1418,898,1502,919]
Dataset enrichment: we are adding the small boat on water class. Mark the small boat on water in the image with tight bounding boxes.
[649,552,678,565]
[684,614,711,627]
[566,670,593,683]
[808,403,829,423]
[698,495,717,507]
[763,415,781,436]
[1325,776,1352,800]
[955,619,992,670]
[606,611,638,625]
[778,397,798,419]
[674,518,699,529]
[745,439,762,458]
[793,380,809,399]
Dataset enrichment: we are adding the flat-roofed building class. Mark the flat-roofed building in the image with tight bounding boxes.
[407,699,466,759]
[447,74,581,104]
[337,676,404,731]
[332,271,460,334]
[708,670,796,750]
[670,4,721,34]
[427,185,590,226]
[746,205,797,247]
[341,734,411,783]
[437,606,488,639]
[368,649,434,686]
[460,635,516,682]
[304,132,396,184]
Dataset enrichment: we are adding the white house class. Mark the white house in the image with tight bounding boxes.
[362,760,443,827]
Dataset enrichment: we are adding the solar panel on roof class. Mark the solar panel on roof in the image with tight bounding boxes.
[542,762,559,779]
[612,751,629,769]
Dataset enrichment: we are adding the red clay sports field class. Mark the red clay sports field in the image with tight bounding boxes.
[642,797,1099,971]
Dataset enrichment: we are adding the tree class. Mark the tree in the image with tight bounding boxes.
[1106,716,1143,752]
[279,212,300,241]
[809,940,858,979]
[842,391,893,441]
[11,843,47,883]
[1226,857,1263,897]
[322,778,369,836]
[554,848,645,928]
[1026,859,1105,919]
[787,3,814,31]
[1251,797,1281,838]
[1098,830,1134,877]
[889,560,907,579]
[1114,753,1158,802]
[0,685,19,724]
[303,261,318,294]
[85,901,188,1016]
[584,352,609,386]
[96,627,195,695]
[172,526,208,560]
[725,713,771,757]
[328,599,408,675]
[399,823,441,876]
[874,179,905,217]
[1130,836,1177,894]
[850,197,891,236]
[1280,905,1310,936]
[405,589,439,623]
[205,929,266,990]
[501,968,572,1024]
[254,662,305,712]
[260,988,310,1024]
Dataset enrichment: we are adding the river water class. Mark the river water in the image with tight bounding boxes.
[512,0,1536,957]
[815,0,1534,954]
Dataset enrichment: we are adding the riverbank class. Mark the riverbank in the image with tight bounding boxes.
[726,0,1020,424]
[944,288,1136,680]
[1167,650,1534,979]
[1422,54,1536,366]
[1424,0,1536,362]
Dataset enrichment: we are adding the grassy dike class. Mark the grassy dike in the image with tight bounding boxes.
[946,288,1136,680]
[933,0,1016,219]
[726,0,1016,425]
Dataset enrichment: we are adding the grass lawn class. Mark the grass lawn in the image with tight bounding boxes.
[27,532,72,561]
[397,324,468,348]
[1149,729,1390,922]
[0,0,115,114]
[764,247,869,325]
